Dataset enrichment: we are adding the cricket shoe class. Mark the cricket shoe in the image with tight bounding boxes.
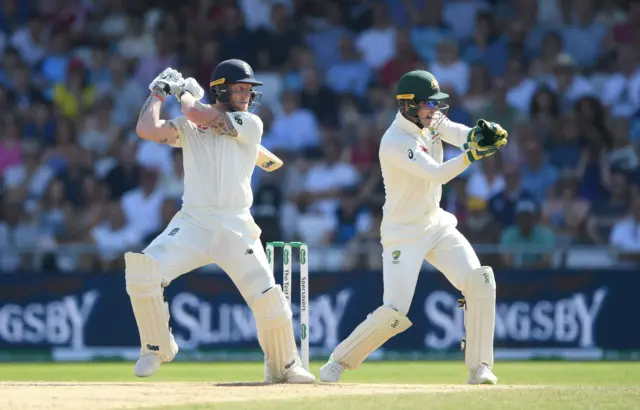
[264,358,315,384]
[283,359,315,384]
[319,355,345,382]
[468,363,498,385]
[134,335,179,377]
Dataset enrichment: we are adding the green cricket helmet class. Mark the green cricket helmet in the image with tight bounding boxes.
[396,70,449,128]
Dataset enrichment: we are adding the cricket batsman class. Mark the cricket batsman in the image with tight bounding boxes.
[319,70,507,385]
[126,60,315,383]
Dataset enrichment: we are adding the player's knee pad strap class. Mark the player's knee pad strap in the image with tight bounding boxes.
[251,286,299,382]
[461,266,496,370]
[333,306,412,370]
[125,252,178,362]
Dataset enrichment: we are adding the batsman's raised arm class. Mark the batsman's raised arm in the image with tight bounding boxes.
[179,91,238,137]
[135,68,184,145]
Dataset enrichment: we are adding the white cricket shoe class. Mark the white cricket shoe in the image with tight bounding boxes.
[134,335,178,377]
[319,355,345,382]
[468,363,498,385]
[283,361,316,384]
[134,353,162,377]
[264,358,315,384]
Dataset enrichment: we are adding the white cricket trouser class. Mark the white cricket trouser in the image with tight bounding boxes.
[143,207,275,305]
[382,215,481,315]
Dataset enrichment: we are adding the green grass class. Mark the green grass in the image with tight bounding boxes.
[1,361,639,410]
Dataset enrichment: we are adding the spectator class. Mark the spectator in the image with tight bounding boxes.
[299,68,339,127]
[91,201,141,270]
[408,0,450,63]
[588,167,631,244]
[609,194,640,263]
[104,143,141,200]
[488,164,534,228]
[520,139,559,204]
[325,36,372,97]
[542,170,591,245]
[355,2,396,69]
[458,197,502,267]
[500,198,557,268]
[120,167,165,239]
[561,0,608,69]
[462,64,492,117]
[0,198,40,271]
[268,90,319,152]
[429,39,470,96]
[466,154,505,201]
[254,3,301,70]
[142,198,179,246]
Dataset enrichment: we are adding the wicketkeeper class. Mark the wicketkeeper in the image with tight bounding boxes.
[320,70,507,384]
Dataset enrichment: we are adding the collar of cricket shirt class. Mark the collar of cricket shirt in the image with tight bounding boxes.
[394,111,437,142]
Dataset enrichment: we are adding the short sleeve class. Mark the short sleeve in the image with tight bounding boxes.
[168,116,189,148]
[226,112,263,144]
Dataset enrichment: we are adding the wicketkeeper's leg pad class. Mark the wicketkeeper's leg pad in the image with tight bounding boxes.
[125,252,178,362]
[251,286,299,382]
[462,266,496,371]
[332,306,412,370]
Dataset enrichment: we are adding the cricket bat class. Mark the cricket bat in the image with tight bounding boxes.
[255,145,283,172]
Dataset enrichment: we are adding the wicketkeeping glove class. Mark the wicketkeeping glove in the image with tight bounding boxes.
[176,77,205,102]
[464,145,501,164]
[148,68,184,96]
[462,119,508,151]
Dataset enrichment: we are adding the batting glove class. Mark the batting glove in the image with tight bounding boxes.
[177,77,205,102]
[148,68,184,96]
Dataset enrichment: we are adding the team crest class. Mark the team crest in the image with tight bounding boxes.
[196,124,209,133]
[431,78,439,90]
[392,250,401,264]
[419,145,429,154]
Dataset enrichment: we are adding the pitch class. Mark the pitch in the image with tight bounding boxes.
[0,362,638,410]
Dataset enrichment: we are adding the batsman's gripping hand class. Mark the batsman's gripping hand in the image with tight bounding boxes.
[462,119,508,151]
[148,68,184,97]
[177,77,205,102]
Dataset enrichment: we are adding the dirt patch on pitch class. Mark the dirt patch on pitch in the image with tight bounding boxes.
[0,382,539,410]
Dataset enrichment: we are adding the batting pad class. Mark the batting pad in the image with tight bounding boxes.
[463,266,496,370]
[333,306,411,370]
[251,286,299,382]
[125,252,178,362]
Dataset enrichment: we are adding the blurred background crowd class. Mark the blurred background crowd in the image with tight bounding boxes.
[0,0,639,273]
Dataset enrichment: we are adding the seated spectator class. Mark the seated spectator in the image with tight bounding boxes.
[52,59,95,120]
[328,186,370,245]
[542,169,591,245]
[347,122,379,174]
[520,139,559,204]
[0,113,22,174]
[325,36,372,96]
[409,0,451,63]
[609,194,640,264]
[56,146,92,207]
[299,68,339,126]
[67,174,110,244]
[251,169,284,245]
[548,115,583,169]
[22,99,56,145]
[379,28,421,89]
[500,199,557,268]
[355,2,396,70]
[458,197,502,267]
[461,64,492,117]
[529,86,560,144]
[91,201,141,271]
[36,178,73,245]
[466,154,505,201]
[120,167,165,240]
[488,164,535,227]
[268,90,319,152]
[77,99,121,157]
[588,167,631,244]
[158,149,184,200]
[547,54,595,112]
[429,39,470,97]
[103,143,141,200]
[3,140,54,202]
[0,198,39,271]
[341,206,383,271]
[142,198,180,246]
[601,46,640,118]
[607,117,639,171]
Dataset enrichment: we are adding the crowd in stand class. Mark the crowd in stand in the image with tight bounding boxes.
[0,0,638,272]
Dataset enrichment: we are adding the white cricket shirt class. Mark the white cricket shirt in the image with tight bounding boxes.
[169,111,263,211]
[378,112,472,242]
